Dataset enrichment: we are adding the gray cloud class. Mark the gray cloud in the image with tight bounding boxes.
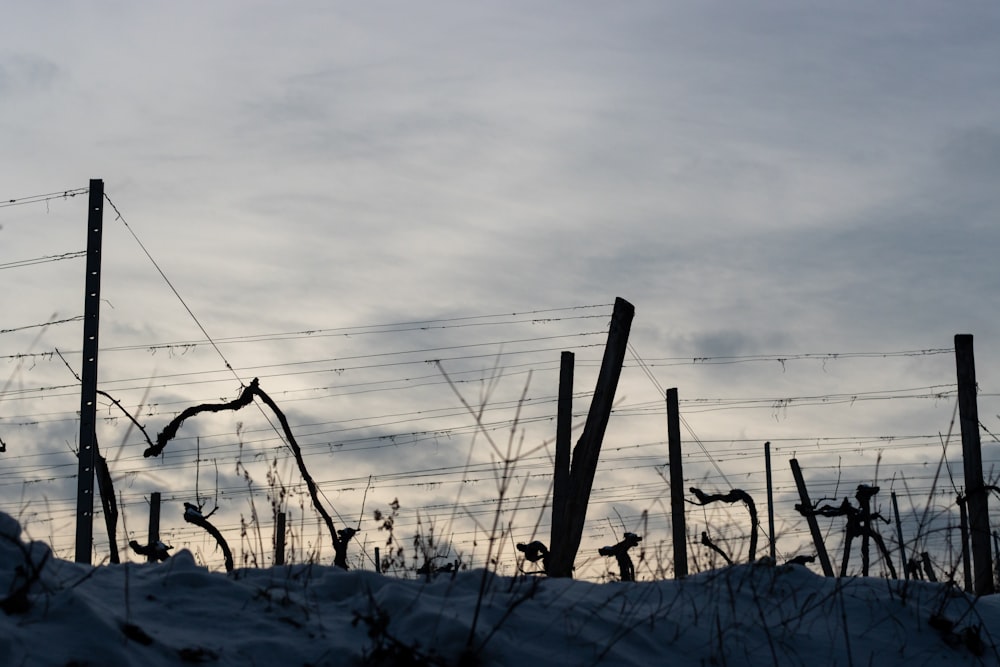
[0,53,59,95]
[3,1,1000,574]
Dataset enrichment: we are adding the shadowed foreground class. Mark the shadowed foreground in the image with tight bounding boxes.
[1,513,997,666]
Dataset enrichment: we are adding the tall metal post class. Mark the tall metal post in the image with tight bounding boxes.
[955,334,994,595]
[75,179,104,564]
[667,388,687,578]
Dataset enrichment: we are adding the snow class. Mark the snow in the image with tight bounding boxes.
[2,513,997,666]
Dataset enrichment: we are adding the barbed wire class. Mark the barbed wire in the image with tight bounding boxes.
[0,191,989,576]
[1,316,84,335]
[0,187,89,209]
[0,251,87,271]
[104,193,240,379]
[0,426,972,575]
[644,348,954,367]
[2,471,968,568]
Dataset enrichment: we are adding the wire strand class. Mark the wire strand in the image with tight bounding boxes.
[0,251,87,270]
[1,316,84,335]
[627,342,734,488]
[103,193,237,378]
[0,188,90,209]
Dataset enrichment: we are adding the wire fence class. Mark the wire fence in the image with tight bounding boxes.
[2,187,997,584]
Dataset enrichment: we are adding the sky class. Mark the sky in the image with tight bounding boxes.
[2,512,998,666]
[2,2,1000,578]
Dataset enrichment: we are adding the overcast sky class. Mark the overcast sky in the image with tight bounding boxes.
[2,1,999,576]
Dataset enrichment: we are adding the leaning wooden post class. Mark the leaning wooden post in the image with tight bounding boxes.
[375,547,382,574]
[765,441,776,561]
[790,459,834,577]
[921,552,938,582]
[955,334,994,595]
[275,512,286,566]
[147,492,161,564]
[549,351,574,570]
[667,388,687,578]
[547,298,634,578]
[891,491,906,579]
[96,449,120,564]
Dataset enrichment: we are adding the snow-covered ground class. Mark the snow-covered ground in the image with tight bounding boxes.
[2,512,997,666]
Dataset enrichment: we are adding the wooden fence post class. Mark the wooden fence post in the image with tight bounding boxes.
[549,351,574,570]
[858,488,872,576]
[275,512,286,566]
[375,547,381,574]
[96,450,119,564]
[765,441,776,561]
[921,552,938,582]
[546,298,634,577]
[955,334,994,595]
[147,492,161,564]
[891,491,906,579]
[667,388,687,578]
[790,459,834,577]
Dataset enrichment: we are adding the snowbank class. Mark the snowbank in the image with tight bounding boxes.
[1,513,996,666]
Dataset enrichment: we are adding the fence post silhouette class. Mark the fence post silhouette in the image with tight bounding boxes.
[765,441,776,561]
[96,451,119,563]
[955,334,994,595]
[548,351,574,573]
[275,512,286,566]
[667,388,687,578]
[790,459,834,576]
[921,552,938,582]
[546,298,634,577]
[891,491,906,579]
[75,178,104,564]
[858,486,873,576]
[147,492,161,563]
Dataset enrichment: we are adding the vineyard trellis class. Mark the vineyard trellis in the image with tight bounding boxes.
[1,183,999,592]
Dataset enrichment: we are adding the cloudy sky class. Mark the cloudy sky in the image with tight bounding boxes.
[2,1,999,577]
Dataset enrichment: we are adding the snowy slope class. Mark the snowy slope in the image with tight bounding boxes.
[2,513,997,666]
